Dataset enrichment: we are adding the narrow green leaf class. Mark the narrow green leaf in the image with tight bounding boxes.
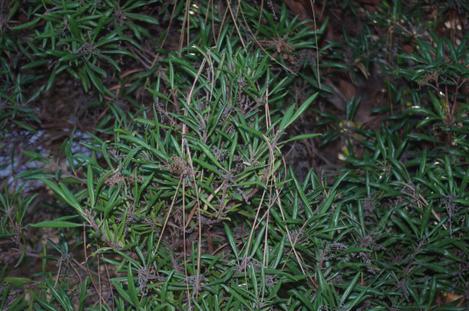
[30,217,82,228]
[279,92,318,131]
[87,164,95,208]
[40,179,82,213]
[127,264,140,307]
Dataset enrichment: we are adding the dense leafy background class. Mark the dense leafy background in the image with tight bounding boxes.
[1,1,468,310]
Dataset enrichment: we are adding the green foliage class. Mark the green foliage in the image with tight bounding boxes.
[0,188,34,238]
[2,0,162,100]
[1,0,468,310]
